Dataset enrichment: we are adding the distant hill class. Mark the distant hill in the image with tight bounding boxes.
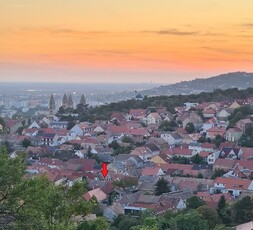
[141,72,253,96]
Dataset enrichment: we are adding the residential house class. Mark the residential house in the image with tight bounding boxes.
[217,108,233,120]
[127,109,146,120]
[141,166,165,177]
[241,147,253,160]
[203,108,216,118]
[83,188,107,202]
[103,203,124,222]
[71,122,92,136]
[150,154,168,165]
[201,143,216,152]
[145,144,160,156]
[130,147,154,162]
[28,121,40,129]
[202,117,218,131]
[127,128,150,139]
[206,127,226,139]
[229,101,242,109]
[225,128,243,142]
[5,119,23,134]
[207,151,221,165]
[50,121,68,129]
[147,113,162,125]
[219,147,242,160]
[213,158,236,171]
[160,132,183,146]
[147,137,169,151]
[188,143,202,154]
[182,113,203,130]
[236,119,253,133]
[108,125,128,144]
[164,148,194,158]
[184,102,199,109]
[223,163,248,179]
[22,128,39,137]
[197,192,234,209]
[211,177,253,197]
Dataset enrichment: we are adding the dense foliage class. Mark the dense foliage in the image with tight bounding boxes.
[155,178,170,195]
[0,146,97,229]
[57,87,253,123]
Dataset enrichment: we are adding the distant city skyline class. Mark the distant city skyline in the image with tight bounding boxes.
[1,1,253,83]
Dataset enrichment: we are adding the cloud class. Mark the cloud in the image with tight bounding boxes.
[143,29,199,36]
[241,23,253,28]
[201,46,253,56]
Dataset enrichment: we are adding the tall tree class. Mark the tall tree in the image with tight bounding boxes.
[232,196,253,225]
[186,196,205,209]
[196,205,221,229]
[155,177,170,196]
[217,195,226,217]
[0,146,96,229]
[185,122,195,134]
[169,212,209,230]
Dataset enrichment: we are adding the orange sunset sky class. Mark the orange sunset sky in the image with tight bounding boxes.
[1,0,253,83]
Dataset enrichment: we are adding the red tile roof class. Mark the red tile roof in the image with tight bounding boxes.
[214,177,252,190]
[141,167,162,176]
[163,148,193,156]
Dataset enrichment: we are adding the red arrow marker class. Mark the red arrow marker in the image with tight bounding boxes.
[101,163,108,178]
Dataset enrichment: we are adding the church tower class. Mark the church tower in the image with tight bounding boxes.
[80,94,86,105]
[68,94,74,109]
[49,94,56,115]
[62,94,68,109]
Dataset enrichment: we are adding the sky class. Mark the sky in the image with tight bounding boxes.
[1,0,253,83]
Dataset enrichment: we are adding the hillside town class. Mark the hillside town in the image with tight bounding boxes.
[1,92,253,229]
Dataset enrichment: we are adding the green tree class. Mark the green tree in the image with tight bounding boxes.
[211,169,226,179]
[212,135,225,148]
[159,121,177,132]
[113,214,141,230]
[122,136,134,144]
[196,205,221,229]
[16,126,24,135]
[77,217,109,230]
[196,173,204,178]
[155,177,170,196]
[232,196,253,225]
[217,195,226,217]
[169,212,209,230]
[22,138,31,148]
[109,140,121,150]
[185,122,195,134]
[114,177,138,189]
[186,196,205,209]
[0,146,95,229]
[191,154,203,164]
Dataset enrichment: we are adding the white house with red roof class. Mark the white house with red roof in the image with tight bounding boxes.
[225,127,243,142]
[206,127,226,139]
[163,148,194,158]
[236,118,253,133]
[127,109,146,120]
[147,112,162,125]
[203,108,216,118]
[202,117,218,131]
[211,177,253,197]
[130,147,154,162]
[141,166,165,177]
